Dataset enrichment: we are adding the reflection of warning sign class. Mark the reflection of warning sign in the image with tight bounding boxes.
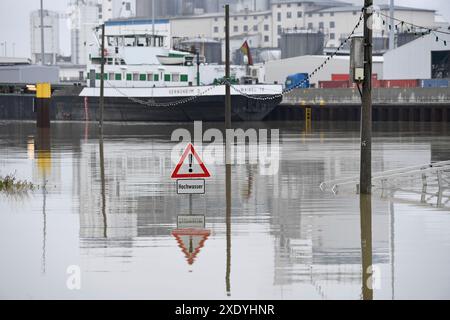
[171,143,210,179]
[172,229,211,265]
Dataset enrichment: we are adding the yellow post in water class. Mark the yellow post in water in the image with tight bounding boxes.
[305,107,312,133]
[36,83,51,128]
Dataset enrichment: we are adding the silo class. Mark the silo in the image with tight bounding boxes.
[280,30,324,59]
[180,38,222,64]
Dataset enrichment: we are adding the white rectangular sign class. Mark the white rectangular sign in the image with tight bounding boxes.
[176,179,205,194]
[177,215,205,229]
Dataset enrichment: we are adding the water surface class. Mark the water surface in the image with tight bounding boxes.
[0,121,449,299]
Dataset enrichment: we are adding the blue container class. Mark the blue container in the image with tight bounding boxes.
[420,79,449,88]
[285,73,310,90]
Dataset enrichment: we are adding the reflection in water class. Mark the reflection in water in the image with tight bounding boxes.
[390,196,395,300]
[225,140,232,297]
[99,133,107,238]
[1,122,450,299]
[360,194,373,300]
[35,129,51,275]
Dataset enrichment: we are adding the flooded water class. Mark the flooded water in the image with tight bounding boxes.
[0,120,449,300]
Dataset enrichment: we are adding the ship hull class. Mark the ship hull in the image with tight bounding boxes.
[0,93,282,122]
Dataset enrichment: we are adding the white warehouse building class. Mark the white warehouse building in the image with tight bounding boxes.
[265,55,384,86]
[383,31,450,80]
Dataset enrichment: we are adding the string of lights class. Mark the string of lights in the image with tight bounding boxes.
[376,10,449,46]
[108,11,367,106]
[228,11,365,101]
[107,80,221,107]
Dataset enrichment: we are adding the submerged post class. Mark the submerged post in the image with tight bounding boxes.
[360,0,373,195]
[225,4,231,130]
[36,83,51,128]
[99,23,106,131]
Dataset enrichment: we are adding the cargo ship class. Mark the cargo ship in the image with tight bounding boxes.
[0,28,282,122]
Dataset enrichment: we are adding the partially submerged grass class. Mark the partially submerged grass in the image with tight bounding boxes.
[0,173,35,194]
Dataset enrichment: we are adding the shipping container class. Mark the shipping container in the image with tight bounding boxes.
[319,80,349,89]
[419,79,449,88]
[331,74,350,81]
[349,79,381,89]
[380,79,419,88]
[331,73,378,81]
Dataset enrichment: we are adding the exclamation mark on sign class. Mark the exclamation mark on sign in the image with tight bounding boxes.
[189,154,193,173]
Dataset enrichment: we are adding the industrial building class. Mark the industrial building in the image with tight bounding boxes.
[0,65,59,85]
[135,0,270,18]
[264,55,384,86]
[166,0,438,56]
[30,10,60,64]
[383,30,450,80]
[69,0,134,65]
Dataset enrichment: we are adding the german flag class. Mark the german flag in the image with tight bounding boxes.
[240,40,253,65]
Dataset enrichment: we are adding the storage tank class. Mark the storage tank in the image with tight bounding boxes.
[280,30,324,59]
[179,38,222,64]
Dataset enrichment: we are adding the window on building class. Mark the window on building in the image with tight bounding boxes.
[244,16,248,20]
[253,25,258,31]
[233,25,238,32]
[287,3,291,7]
[214,26,219,33]
[214,17,218,22]
[147,73,153,81]
[180,74,188,82]
[330,12,334,17]
[353,11,357,15]
[172,74,180,82]
[330,21,335,28]
[164,74,171,82]
[308,22,313,29]
[154,74,159,81]
[140,74,146,81]
[277,25,282,35]
[264,24,269,31]
[133,73,139,81]
[287,12,292,19]
[330,33,335,40]
[264,35,269,42]
[319,22,324,30]
[308,13,312,17]
[244,25,248,32]
[234,17,237,21]
[108,72,114,80]
[297,11,302,18]
[253,16,257,20]
[115,73,122,81]
[319,13,323,17]
[277,4,281,8]
[277,12,281,22]
[126,73,132,81]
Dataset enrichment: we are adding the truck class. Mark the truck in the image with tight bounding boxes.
[285,73,309,90]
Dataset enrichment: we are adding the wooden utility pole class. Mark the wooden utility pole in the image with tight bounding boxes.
[225,4,231,130]
[99,23,106,131]
[360,0,373,195]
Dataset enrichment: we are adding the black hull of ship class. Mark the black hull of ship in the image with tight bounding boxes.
[0,94,281,122]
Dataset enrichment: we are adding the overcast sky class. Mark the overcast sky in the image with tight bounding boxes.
[0,0,449,58]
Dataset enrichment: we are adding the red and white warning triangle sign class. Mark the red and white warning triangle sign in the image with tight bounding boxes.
[171,143,211,179]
